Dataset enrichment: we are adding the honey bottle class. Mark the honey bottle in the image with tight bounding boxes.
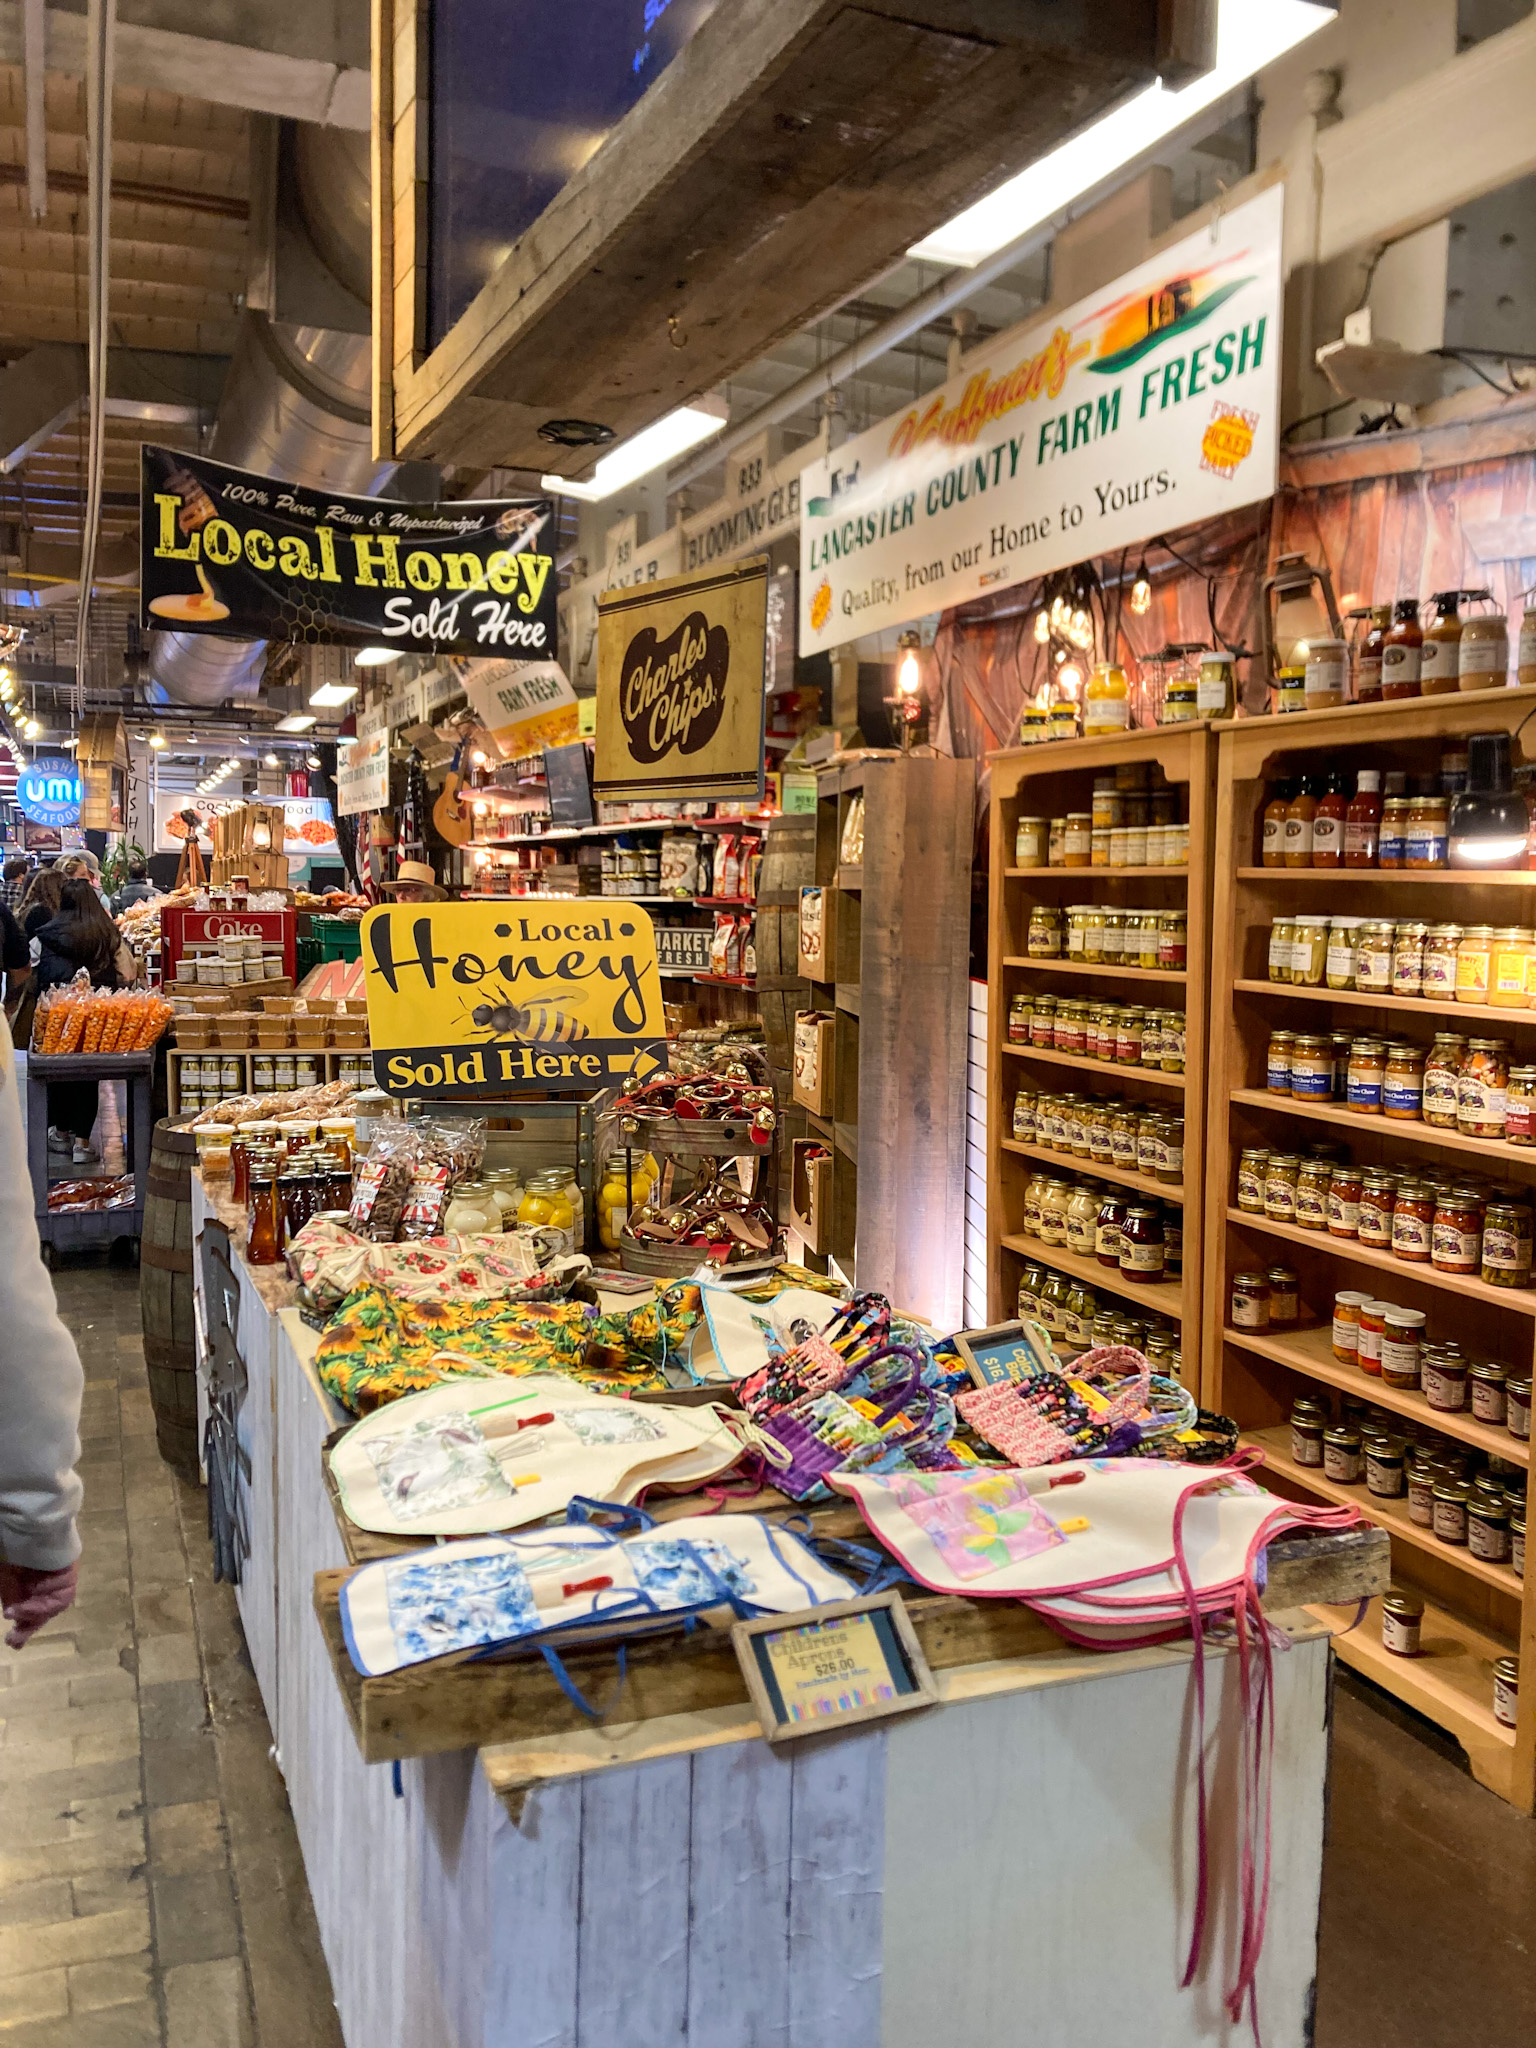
[1381,599,1423,699]
[1419,591,1463,696]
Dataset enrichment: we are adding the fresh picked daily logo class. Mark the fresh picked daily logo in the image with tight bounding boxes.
[619,609,729,762]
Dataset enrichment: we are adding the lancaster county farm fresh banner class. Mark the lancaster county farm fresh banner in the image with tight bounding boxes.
[140,449,556,659]
[798,185,1283,652]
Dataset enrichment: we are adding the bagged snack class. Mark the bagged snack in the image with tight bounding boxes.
[740,916,756,980]
[717,836,742,901]
[399,1161,452,1239]
[349,1150,412,1242]
[658,832,702,898]
[709,915,734,977]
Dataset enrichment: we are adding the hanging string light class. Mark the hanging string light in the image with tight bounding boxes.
[1130,559,1152,614]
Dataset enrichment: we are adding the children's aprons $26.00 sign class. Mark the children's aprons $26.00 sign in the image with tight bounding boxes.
[360,903,668,1097]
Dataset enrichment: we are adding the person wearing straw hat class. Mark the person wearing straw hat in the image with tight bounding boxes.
[383,859,450,904]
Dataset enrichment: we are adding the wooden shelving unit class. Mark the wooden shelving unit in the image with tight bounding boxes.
[167,1047,368,1116]
[987,724,1216,1395]
[797,757,973,1326]
[1205,690,1536,1809]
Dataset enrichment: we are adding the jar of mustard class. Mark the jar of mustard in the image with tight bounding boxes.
[1392,921,1428,997]
[1346,1037,1386,1113]
[1266,1028,1296,1094]
[1015,816,1048,867]
[1422,1034,1468,1127]
[1326,917,1363,990]
[1422,923,1464,995]
[1027,992,1058,1046]
[1506,1065,1536,1145]
[1292,918,1330,988]
[1027,905,1064,958]
[1490,927,1533,1007]
[1264,1153,1300,1221]
[1458,1037,1511,1138]
[1383,1042,1425,1120]
[1455,925,1495,1004]
[1236,1147,1270,1212]
[1160,1012,1186,1073]
[1268,917,1296,984]
[1357,921,1396,995]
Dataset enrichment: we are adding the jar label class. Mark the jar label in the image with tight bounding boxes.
[1391,950,1424,992]
[1197,674,1229,714]
[1311,814,1343,856]
[1237,1167,1265,1207]
[1086,699,1129,731]
[1358,1204,1393,1245]
[1291,1065,1334,1098]
[1482,1225,1530,1272]
[1110,1132,1136,1165]
[1331,1314,1360,1353]
[1431,1220,1479,1269]
[1327,1193,1361,1236]
[1357,942,1393,987]
[1421,950,1456,991]
[1346,1076,1383,1110]
[1381,1614,1418,1654]
[1267,930,1291,974]
[1282,817,1313,858]
[1367,1460,1405,1499]
[1431,1502,1466,1543]
[1265,1190,1297,1221]
[1232,1291,1268,1328]
[1013,1104,1034,1139]
[1095,1222,1122,1258]
[1295,1186,1329,1227]
[1460,630,1507,678]
[1325,939,1357,983]
[1391,1211,1430,1256]
[1382,644,1422,685]
[1323,1448,1362,1483]
[1469,1519,1509,1563]
[1120,1241,1165,1273]
[1455,953,1491,994]
[1471,1383,1506,1423]
[1458,1077,1507,1128]
[1066,1219,1095,1255]
[1420,637,1458,684]
[1383,1076,1422,1114]
[1423,1070,1460,1119]
[1381,1334,1422,1374]
[1291,1430,1323,1466]
[1343,820,1380,860]
[1066,925,1085,955]
[1405,827,1448,865]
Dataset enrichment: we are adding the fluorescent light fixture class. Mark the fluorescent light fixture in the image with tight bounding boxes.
[542,396,729,502]
[909,0,1334,268]
[276,713,317,732]
[354,647,403,667]
[310,681,359,708]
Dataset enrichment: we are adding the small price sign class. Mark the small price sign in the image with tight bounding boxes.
[732,1592,937,1744]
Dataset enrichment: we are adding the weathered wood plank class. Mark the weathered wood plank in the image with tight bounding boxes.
[575,1758,692,2048]
[788,1731,885,2048]
[685,1740,794,2047]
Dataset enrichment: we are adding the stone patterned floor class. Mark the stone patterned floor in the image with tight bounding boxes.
[0,1260,341,2048]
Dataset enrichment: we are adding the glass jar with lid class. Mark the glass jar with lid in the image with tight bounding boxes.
[1327,1164,1363,1238]
[1431,1187,1482,1275]
[1421,923,1464,995]
[1345,1038,1385,1114]
[1379,796,1412,868]
[1141,1012,1166,1067]
[1459,612,1509,691]
[1390,1181,1434,1262]
[1014,816,1048,867]
[1266,1265,1300,1324]
[1154,1117,1184,1184]
[1022,1171,1050,1236]
[1391,921,1427,997]
[1063,813,1093,866]
[444,1178,499,1235]
[1323,1427,1364,1486]
[1268,916,1296,984]
[1091,778,1122,831]
[1065,1183,1101,1257]
[1109,1105,1139,1168]
[1490,927,1534,1007]
[1383,1042,1425,1121]
[1038,1178,1072,1245]
[1048,818,1068,866]
[1156,911,1187,971]
[1289,1035,1335,1099]
[1422,1034,1468,1127]
[1027,904,1064,958]
[1231,1270,1270,1329]
[1061,1281,1099,1349]
[1357,1171,1398,1247]
[1470,1360,1509,1426]
[1115,1008,1145,1065]
[1056,999,1090,1054]
[1405,793,1450,868]
[1011,1086,1038,1141]
[1325,917,1363,990]
[1132,913,1160,971]
[1036,1272,1071,1333]
[1294,1159,1332,1231]
[1159,1012,1186,1073]
[1482,1201,1533,1288]
[1263,1153,1300,1221]
[1007,993,1033,1044]
[1290,1397,1328,1468]
[1291,918,1330,988]
[1265,1029,1295,1094]
[1066,1097,1094,1157]
[1118,1205,1166,1282]
[1356,921,1396,995]
[1236,1147,1270,1212]
[1457,1037,1511,1138]
[1506,1065,1536,1145]
[1086,1099,1116,1162]
[1071,906,1103,961]
[1027,992,1058,1046]
[1094,1194,1127,1267]
[1455,925,1495,1004]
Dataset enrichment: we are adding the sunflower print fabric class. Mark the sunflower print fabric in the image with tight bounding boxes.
[315,1282,702,1414]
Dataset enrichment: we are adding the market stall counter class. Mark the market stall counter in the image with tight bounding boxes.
[188,1168,1386,2048]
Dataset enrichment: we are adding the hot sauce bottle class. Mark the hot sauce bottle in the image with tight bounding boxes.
[1355,606,1390,703]
[1381,599,1424,699]
[1262,779,1296,868]
[1284,774,1322,868]
[1344,769,1383,867]
[1310,770,1350,867]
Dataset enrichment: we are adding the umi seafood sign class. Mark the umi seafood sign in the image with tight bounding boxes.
[596,558,767,801]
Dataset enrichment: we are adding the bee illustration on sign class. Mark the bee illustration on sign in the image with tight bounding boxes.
[467,991,591,1045]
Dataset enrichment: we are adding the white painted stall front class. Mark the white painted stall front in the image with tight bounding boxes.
[192,1177,1342,2048]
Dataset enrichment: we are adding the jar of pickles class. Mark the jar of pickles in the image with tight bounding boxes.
[1011,1086,1037,1140]
[1156,912,1187,970]
[1326,917,1363,989]
[1507,1066,1536,1145]
[1482,1201,1533,1288]
[1356,921,1396,995]
[1160,1012,1186,1073]
[1268,917,1296,983]
[1291,918,1329,987]
[1028,992,1058,1046]
[1027,905,1064,957]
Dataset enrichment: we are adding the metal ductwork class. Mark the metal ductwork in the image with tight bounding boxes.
[150,126,385,708]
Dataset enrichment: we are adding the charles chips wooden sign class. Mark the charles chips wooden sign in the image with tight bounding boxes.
[594,556,768,802]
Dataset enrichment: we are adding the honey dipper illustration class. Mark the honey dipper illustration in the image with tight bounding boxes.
[148,463,231,623]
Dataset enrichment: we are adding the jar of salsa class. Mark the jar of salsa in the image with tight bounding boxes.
[1383,1043,1425,1120]
[1118,1205,1166,1282]
[1327,1166,1363,1238]
[1390,1180,1434,1262]
[1431,1187,1482,1275]
[1358,1172,1397,1247]
[1458,1038,1510,1138]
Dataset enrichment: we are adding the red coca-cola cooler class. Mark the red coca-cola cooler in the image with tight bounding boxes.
[160,907,296,982]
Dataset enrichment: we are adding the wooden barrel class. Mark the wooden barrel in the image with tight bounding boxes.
[141,1118,200,1471]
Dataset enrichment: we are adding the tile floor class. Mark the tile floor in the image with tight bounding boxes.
[0,1261,340,2048]
[2,1258,1533,2047]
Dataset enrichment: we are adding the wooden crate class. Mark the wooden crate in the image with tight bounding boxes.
[986,724,1216,1398]
[1204,687,1536,1811]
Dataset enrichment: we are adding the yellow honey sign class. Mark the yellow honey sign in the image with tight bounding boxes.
[360,902,668,1098]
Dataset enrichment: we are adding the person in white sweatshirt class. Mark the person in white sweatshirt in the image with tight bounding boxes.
[0,1016,84,1647]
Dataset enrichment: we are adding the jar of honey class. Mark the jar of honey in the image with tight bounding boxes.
[1459,612,1509,691]
[1489,927,1533,1007]
[1455,924,1495,1003]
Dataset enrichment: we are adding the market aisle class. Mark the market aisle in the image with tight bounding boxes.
[0,1260,340,2048]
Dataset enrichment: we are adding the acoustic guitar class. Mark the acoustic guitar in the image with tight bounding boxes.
[431,735,472,847]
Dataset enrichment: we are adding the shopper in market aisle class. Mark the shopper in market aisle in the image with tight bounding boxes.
[384,857,450,904]
[1,853,28,909]
[110,859,158,914]
[0,1013,84,1648]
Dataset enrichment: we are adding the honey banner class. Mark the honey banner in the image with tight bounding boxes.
[140,449,556,660]
[595,556,768,801]
[798,185,1283,650]
[360,902,668,1097]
